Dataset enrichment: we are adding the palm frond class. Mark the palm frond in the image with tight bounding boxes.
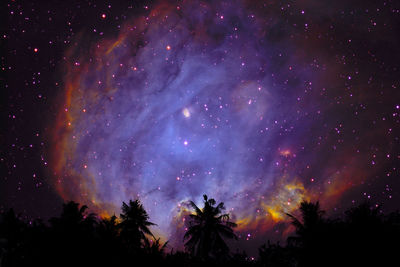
[286,213,304,231]
[184,195,237,258]
[189,201,203,216]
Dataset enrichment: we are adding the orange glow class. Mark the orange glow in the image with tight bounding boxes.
[235,176,310,234]
[106,37,124,55]
[280,149,291,157]
[47,2,371,244]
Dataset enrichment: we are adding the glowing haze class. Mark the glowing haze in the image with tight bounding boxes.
[51,0,397,250]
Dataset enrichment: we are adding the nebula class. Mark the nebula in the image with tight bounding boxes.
[51,0,396,250]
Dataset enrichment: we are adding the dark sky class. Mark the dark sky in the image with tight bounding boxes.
[2,0,150,217]
[2,0,400,254]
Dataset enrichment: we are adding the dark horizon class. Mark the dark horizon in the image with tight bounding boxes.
[1,197,399,266]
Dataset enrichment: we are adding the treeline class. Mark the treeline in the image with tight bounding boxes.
[0,196,399,267]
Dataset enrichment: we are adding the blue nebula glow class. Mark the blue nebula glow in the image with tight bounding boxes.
[54,0,388,250]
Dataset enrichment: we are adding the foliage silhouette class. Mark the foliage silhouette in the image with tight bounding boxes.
[286,201,325,248]
[258,241,296,267]
[119,199,156,251]
[0,198,399,267]
[184,194,237,259]
[281,201,400,267]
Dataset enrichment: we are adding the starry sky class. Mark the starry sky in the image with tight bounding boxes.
[2,0,400,254]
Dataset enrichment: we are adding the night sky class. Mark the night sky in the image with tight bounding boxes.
[2,0,400,254]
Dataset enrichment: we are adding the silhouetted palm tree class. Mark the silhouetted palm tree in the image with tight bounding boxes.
[47,201,99,266]
[143,237,168,263]
[144,238,168,253]
[286,201,328,267]
[286,201,325,247]
[50,201,97,230]
[99,215,119,239]
[119,199,155,250]
[184,194,237,259]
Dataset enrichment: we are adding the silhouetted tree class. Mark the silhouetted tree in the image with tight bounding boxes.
[184,194,237,259]
[119,199,155,251]
[96,215,125,264]
[229,250,256,267]
[258,241,295,267]
[286,201,328,267]
[2,197,399,267]
[49,201,98,230]
[286,201,325,248]
[165,250,193,267]
[48,201,99,265]
[343,202,392,266]
[142,237,169,265]
[98,215,119,241]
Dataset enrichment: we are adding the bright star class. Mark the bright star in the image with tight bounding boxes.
[182,108,190,118]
